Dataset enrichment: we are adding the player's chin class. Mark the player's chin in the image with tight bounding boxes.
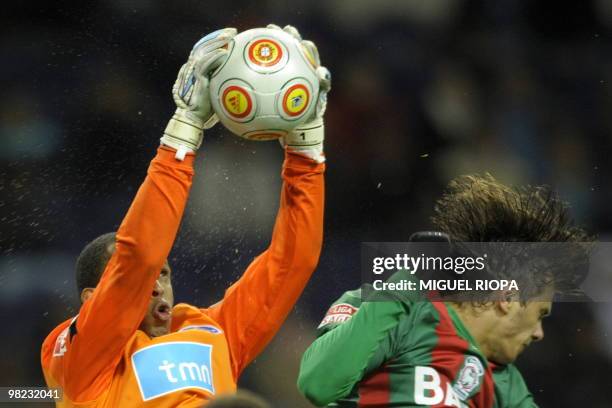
[146,321,171,338]
[494,348,520,365]
[507,344,528,363]
[140,312,172,338]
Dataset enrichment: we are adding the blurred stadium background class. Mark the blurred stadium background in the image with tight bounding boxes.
[2,0,612,406]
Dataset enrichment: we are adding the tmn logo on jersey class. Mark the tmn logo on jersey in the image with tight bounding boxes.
[131,342,215,401]
[414,366,469,408]
[317,303,359,328]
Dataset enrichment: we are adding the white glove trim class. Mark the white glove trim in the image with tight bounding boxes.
[161,110,203,160]
[284,120,325,163]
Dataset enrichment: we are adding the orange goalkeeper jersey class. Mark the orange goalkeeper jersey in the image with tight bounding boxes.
[41,147,325,407]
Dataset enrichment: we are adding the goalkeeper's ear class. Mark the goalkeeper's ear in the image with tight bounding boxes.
[80,288,94,303]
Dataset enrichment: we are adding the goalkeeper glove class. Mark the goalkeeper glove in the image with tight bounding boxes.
[161,28,237,160]
[267,24,331,163]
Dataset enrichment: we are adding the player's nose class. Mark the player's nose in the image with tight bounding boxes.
[152,279,164,298]
[532,322,544,342]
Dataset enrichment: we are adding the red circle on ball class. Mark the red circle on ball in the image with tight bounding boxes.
[282,84,310,117]
[221,85,253,119]
[248,39,283,67]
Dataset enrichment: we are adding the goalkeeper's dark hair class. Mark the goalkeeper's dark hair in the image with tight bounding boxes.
[432,174,593,299]
[75,232,116,294]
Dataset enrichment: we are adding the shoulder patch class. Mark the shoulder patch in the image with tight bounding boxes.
[453,355,485,399]
[53,316,78,357]
[317,303,359,329]
[52,327,69,357]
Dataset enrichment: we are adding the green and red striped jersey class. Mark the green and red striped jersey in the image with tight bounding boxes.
[298,286,537,407]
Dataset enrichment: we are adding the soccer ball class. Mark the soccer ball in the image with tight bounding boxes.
[209,27,320,140]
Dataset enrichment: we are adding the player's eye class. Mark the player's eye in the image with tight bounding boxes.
[160,269,169,277]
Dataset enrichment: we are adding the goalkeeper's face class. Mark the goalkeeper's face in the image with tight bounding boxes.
[138,261,175,338]
[489,287,553,364]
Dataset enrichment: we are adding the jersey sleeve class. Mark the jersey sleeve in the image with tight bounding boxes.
[205,151,325,379]
[316,288,365,337]
[297,290,409,407]
[47,147,195,401]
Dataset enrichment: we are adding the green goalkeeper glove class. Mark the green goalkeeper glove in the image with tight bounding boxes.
[161,28,237,160]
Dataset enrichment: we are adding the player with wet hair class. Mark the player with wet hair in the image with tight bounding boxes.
[298,174,590,407]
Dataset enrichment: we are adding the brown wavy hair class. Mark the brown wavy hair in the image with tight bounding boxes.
[432,174,592,300]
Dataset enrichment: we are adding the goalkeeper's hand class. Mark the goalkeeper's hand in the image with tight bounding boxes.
[267,24,331,163]
[161,28,237,160]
